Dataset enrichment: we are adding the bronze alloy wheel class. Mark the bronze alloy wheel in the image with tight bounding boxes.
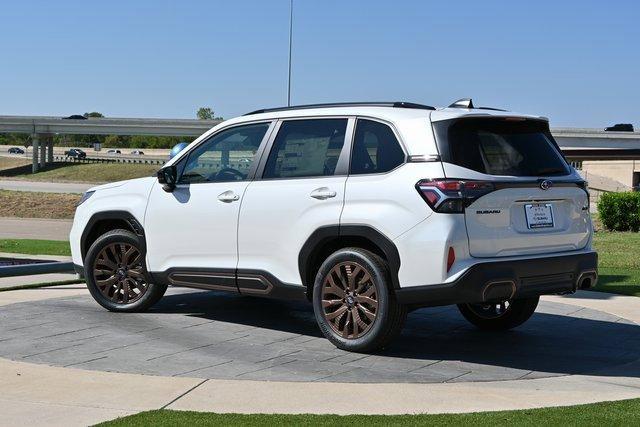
[321,261,379,339]
[466,300,512,319]
[92,242,148,304]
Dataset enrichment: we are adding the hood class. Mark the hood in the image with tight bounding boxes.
[88,176,156,193]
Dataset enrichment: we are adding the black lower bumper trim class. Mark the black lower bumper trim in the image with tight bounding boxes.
[395,252,598,307]
[74,263,85,279]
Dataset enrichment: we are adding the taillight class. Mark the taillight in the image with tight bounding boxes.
[416,179,495,213]
[577,180,590,212]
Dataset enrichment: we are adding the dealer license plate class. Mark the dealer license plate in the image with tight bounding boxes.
[524,203,554,229]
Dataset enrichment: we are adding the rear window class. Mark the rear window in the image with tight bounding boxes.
[433,118,570,176]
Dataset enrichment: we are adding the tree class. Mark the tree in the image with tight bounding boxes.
[84,112,104,118]
[197,107,214,120]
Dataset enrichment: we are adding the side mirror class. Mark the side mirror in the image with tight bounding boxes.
[157,165,177,192]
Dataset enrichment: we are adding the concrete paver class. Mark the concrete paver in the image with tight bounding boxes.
[0,287,640,424]
[545,290,640,324]
[0,273,79,290]
[0,358,201,427]
[0,285,87,307]
[1,288,639,385]
[0,399,133,427]
[168,374,640,415]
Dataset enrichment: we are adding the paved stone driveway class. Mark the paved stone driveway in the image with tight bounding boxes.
[1,288,639,383]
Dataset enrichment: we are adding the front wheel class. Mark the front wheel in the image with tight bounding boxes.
[84,229,167,313]
[457,296,539,331]
[312,248,407,353]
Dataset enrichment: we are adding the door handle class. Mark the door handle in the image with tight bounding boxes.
[310,187,337,200]
[218,190,240,203]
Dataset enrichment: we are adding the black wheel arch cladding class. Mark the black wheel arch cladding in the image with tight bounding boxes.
[299,224,401,292]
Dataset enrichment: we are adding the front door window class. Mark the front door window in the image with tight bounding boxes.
[181,122,270,183]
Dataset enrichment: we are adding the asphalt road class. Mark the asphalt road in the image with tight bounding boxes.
[0,180,91,194]
[0,217,72,241]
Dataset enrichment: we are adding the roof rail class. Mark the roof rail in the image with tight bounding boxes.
[477,106,507,112]
[244,101,435,116]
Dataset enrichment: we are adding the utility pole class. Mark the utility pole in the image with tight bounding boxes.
[287,0,293,106]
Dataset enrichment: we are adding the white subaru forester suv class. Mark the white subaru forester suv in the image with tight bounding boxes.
[70,100,598,352]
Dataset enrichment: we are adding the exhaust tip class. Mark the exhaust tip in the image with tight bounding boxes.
[482,280,516,302]
[577,270,598,290]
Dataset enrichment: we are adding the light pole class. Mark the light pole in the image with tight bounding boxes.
[287,0,293,106]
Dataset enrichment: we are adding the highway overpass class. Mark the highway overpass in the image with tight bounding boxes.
[0,115,639,173]
[0,115,221,172]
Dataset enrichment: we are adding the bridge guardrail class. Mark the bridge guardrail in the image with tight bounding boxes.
[54,155,166,166]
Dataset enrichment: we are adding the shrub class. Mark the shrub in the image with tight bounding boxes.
[598,191,640,232]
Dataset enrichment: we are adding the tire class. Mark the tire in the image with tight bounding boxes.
[84,229,167,313]
[457,296,539,331]
[312,248,407,352]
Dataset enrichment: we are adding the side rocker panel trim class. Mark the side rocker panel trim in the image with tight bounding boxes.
[149,268,307,301]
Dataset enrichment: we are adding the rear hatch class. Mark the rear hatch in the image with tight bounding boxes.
[432,116,591,258]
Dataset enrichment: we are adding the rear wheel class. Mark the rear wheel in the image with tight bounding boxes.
[84,229,167,312]
[313,248,407,352]
[457,296,539,331]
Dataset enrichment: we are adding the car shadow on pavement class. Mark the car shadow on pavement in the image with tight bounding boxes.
[152,289,640,379]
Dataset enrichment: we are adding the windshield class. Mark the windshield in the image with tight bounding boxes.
[432,118,569,177]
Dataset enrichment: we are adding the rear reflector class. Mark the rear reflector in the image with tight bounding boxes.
[447,247,455,272]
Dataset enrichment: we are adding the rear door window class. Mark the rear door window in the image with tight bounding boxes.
[263,119,347,179]
[433,118,570,176]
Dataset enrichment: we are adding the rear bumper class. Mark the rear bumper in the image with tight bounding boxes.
[395,251,598,307]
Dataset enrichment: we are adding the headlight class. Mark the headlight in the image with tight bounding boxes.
[77,190,95,206]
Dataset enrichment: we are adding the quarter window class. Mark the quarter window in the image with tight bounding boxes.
[350,119,404,174]
[180,123,269,183]
[263,119,347,179]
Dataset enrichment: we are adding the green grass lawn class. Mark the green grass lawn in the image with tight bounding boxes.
[99,398,640,426]
[0,239,71,256]
[592,231,640,296]
[0,160,158,183]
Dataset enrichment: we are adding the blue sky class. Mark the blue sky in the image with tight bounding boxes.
[1,0,638,127]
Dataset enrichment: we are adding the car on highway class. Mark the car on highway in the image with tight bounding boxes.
[131,150,145,156]
[64,148,86,159]
[8,147,25,154]
[604,123,634,132]
[106,149,121,155]
[70,100,598,352]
